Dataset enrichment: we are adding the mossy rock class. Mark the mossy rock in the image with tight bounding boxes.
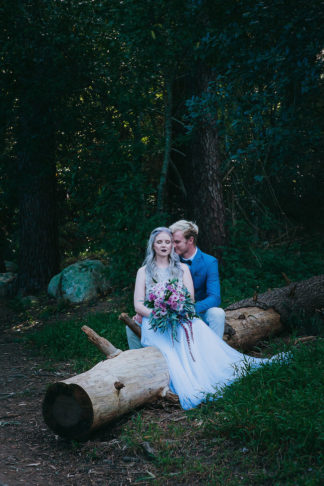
[48,260,110,303]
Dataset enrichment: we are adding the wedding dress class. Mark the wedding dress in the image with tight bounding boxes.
[141,266,283,410]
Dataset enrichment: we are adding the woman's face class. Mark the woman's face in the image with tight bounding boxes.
[153,231,172,257]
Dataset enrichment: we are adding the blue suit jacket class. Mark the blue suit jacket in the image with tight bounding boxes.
[189,248,221,314]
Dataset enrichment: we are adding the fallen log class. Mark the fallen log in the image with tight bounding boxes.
[223,274,324,350]
[42,344,170,439]
[223,307,282,350]
[119,275,324,351]
[43,275,323,438]
[118,307,282,352]
[226,274,324,320]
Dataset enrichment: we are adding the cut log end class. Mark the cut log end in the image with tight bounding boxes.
[42,382,93,439]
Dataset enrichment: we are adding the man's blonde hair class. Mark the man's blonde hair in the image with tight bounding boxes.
[169,220,199,244]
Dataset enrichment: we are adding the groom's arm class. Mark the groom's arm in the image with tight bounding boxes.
[195,258,221,314]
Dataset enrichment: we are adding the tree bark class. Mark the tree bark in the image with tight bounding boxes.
[81,326,122,358]
[119,313,141,337]
[188,66,226,256]
[226,274,324,323]
[16,104,60,293]
[223,307,283,351]
[157,75,173,213]
[0,255,5,273]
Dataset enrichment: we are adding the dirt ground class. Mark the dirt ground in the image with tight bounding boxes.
[0,299,180,486]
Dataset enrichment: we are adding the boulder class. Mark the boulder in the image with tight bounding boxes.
[48,260,110,303]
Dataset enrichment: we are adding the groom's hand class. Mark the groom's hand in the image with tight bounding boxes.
[133,313,143,325]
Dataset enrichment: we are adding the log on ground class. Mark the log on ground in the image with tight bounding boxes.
[43,347,169,439]
[43,275,323,438]
[223,307,282,351]
[223,274,324,349]
[226,274,324,323]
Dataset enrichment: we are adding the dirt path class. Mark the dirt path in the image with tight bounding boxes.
[0,302,178,486]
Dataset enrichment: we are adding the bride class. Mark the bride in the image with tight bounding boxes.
[134,226,282,410]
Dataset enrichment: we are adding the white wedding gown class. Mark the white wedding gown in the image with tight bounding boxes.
[141,267,283,410]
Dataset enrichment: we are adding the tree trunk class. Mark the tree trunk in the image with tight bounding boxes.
[17,105,60,293]
[188,66,226,256]
[0,254,5,273]
[157,75,173,213]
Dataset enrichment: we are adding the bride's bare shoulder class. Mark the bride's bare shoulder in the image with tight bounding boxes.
[180,263,190,275]
[137,265,146,276]
[135,266,146,288]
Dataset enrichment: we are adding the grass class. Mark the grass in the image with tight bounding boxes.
[122,339,324,485]
[24,228,324,484]
[27,311,129,372]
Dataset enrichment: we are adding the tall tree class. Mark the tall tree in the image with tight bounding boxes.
[16,100,59,291]
[113,0,227,251]
[1,0,110,291]
[186,0,324,235]
[187,63,227,255]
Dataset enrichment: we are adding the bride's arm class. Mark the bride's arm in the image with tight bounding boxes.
[134,266,151,317]
[181,263,195,302]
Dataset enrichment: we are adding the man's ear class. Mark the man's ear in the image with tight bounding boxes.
[188,236,194,245]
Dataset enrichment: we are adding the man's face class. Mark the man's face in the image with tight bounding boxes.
[172,230,191,256]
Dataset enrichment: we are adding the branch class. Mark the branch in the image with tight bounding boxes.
[81,325,122,358]
[119,313,142,338]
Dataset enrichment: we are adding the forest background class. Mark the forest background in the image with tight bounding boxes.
[1,2,324,485]
[1,0,324,302]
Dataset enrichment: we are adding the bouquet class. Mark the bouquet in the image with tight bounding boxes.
[145,278,198,360]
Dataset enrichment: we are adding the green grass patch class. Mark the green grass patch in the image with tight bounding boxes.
[27,311,128,372]
[122,340,324,485]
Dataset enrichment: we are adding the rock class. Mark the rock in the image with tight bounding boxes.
[0,272,18,297]
[47,273,61,299]
[48,260,110,303]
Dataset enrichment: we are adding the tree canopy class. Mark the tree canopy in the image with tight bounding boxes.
[1,0,323,291]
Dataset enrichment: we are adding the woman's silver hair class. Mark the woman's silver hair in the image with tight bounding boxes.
[143,227,183,283]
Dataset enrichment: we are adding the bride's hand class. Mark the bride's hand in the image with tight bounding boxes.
[133,313,143,325]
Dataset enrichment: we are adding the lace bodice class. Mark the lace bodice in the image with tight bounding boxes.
[145,266,182,299]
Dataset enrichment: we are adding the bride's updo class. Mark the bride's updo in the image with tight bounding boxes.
[143,227,183,283]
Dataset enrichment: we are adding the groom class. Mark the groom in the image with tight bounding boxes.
[169,220,225,338]
[126,219,225,349]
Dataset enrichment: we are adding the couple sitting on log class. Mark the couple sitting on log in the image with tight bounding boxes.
[126,220,285,410]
